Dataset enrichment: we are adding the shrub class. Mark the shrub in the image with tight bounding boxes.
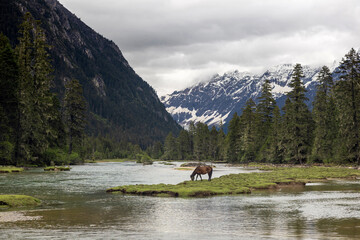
[42,148,69,166]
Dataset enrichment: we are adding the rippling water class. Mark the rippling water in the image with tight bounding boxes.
[1,162,360,239]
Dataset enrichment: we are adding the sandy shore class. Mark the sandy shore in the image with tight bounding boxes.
[0,211,41,222]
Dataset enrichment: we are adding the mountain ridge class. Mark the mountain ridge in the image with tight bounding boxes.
[1,0,181,146]
[161,62,339,129]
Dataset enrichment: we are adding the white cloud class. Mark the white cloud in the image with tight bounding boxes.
[59,0,360,96]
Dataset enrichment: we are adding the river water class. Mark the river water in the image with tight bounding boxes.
[1,162,360,239]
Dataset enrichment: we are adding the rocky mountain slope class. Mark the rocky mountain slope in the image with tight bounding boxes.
[161,63,338,129]
[1,0,181,146]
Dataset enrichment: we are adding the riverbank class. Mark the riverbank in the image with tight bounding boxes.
[107,166,360,197]
[0,167,24,173]
[0,195,41,208]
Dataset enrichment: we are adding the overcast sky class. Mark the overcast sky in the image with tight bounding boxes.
[59,0,360,96]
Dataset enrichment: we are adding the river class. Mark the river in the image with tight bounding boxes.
[0,162,360,239]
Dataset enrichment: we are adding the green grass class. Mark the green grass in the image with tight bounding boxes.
[44,166,71,171]
[107,166,360,198]
[0,195,41,208]
[0,167,24,173]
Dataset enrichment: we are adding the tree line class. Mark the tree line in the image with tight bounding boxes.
[0,13,168,166]
[156,48,360,165]
[0,13,86,166]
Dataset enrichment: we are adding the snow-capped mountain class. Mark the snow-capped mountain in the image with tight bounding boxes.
[161,63,337,129]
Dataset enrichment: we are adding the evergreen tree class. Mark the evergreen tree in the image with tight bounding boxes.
[217,123,226,161]
[0,34,18,165]
[14,12,34,164]
[268,105,283,163]
[14,12,55,164]
[63,79,86,154]
[283,64,313,164]
[239,98,257,162]
[334,48,360,164]
[177,129,192,160]
[162,132,178,160]
[256,79,276,161]
[226,113,241,162]
[193,122,210,160]
[188,121,196,157]
[151,141,164,159]
[312,66,337,163]
[209,126,219,160]
[257,79,276,125]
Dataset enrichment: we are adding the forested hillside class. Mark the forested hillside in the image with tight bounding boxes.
[154,49,360,165]
[0,0,181,147]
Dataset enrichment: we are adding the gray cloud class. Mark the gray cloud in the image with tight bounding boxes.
[60,0,360,96]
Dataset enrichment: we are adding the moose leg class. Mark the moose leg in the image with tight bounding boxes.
[199,174,202,181]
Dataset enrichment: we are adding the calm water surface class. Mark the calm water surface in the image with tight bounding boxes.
[0,162,360,239]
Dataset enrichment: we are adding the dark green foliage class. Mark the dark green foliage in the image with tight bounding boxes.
[216,124,226,161]
[226,113,241,162]
[177,130,192,160]
[14,12,59,164]
[282,64,314,164]
[150,49,360,166]
[193,122,210,160]
[0,34,18,165]
[82,136,143,160]
[0,13,69,166]
[63,79,86,154]
[255,79,277,162]
[146,141,164,159]
[239,99,258,162]
[162,132,179,160]
[312,66,337,163]
[333,49,360,164]
[267,105,283,163]
[0,0,181,147]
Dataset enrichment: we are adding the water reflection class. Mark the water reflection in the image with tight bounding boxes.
[0,162,360,239]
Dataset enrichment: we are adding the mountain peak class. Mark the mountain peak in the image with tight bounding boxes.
[162,63,323,129]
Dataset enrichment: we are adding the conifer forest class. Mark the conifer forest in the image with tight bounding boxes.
[1,13,360,166]
[159,50,360,165]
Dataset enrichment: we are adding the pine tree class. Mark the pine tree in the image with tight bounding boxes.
[334,48,360,164]
[209,126,219,160]
[13,12,57,164]
[177,129,192,160]
[268,105,283,163]
[312,66,336,163]
[217,123,226,161]
[193,122,210,160]
[14,13,34,164]
[257,79,276,125]
[226,113,241,162]
[283,64,313,164]
[239,98,257,162]
[63,79,87,154]
[162,132,178,160]
[0,34,18,165]
[256,79,276,161]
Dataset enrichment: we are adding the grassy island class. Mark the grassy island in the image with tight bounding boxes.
[0,167,24,173]
[0,195,41,208]
[44,166,71,171]
[107,166,360,197]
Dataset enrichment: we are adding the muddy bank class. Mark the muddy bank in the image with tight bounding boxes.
[0,211,41,222]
